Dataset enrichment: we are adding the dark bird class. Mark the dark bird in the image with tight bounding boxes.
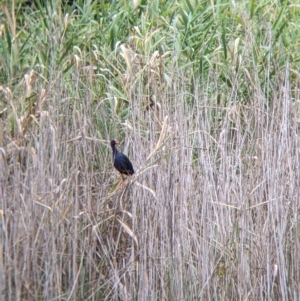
[111,140,134,180]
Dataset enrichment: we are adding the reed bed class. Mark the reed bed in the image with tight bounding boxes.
[1,0,300,300]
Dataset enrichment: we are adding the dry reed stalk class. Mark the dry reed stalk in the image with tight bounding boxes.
[0,148,5,301]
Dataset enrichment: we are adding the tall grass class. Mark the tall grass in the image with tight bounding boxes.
[1,0,300,300]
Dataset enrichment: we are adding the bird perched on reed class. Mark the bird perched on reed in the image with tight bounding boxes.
[110,140,134,183]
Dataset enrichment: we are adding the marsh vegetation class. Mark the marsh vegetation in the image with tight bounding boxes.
[1,0,300,300]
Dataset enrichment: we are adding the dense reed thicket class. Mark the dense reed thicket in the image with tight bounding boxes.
[1,0,300,300]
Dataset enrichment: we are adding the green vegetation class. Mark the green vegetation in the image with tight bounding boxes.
[1,0,300,300]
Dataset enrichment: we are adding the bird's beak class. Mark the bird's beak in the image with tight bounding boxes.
[115,140,120,144]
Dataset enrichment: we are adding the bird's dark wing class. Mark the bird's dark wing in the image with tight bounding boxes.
[114,153,134,175]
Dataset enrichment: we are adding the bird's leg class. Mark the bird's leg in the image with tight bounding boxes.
[119,173,125,189]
